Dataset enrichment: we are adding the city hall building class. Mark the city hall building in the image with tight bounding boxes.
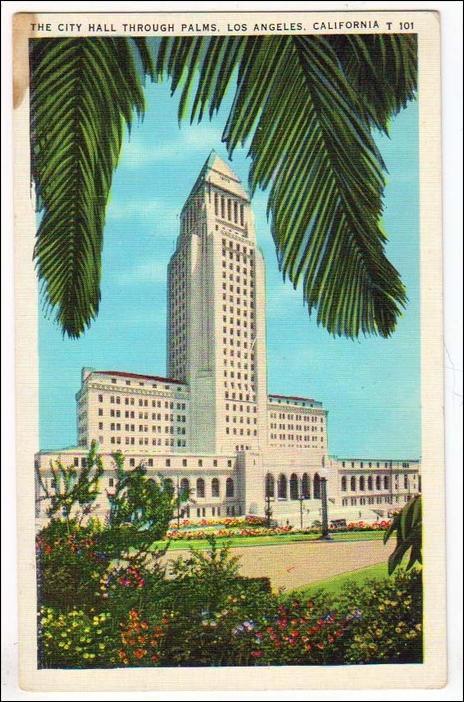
[35,153,421,525]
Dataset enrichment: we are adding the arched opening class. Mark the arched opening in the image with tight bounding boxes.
[368,476,373,491]
[376,476,381,490]
[350,476,356,492]
[302,473,310,498]
[211,478,220,497]
[180,478,190,496]
[196,477,205,498]
[290,473,299,500]
[359,476,365,491]
[265,473,275,498]
[384,475,389,490]
[341,476,347,492]
[226,477,234,497]
[277,474,287,499]
[313,473,321,499]
[164,477,174,495]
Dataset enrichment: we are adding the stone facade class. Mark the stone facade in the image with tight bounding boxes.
[35,153,421,525]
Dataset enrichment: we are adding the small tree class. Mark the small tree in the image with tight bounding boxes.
[35,440,103,528]
[103,452,178,564]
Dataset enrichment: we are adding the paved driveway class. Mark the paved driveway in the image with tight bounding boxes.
[163,539,395,591]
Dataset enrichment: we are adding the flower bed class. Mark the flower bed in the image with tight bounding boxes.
[166,525,293,540]
[168,516,268,529]
[164,521,392,541]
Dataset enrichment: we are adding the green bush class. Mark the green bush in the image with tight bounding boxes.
[335,568,423,663]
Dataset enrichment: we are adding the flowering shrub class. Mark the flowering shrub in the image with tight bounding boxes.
[97,562,168,621]
[231,595,352,665]
[118,608,168,666]
[36,518,110,609]
[336,568,423,663]
[38,607,115,668]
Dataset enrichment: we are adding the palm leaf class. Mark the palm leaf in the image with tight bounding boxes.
[31,37,153,337]
[384,495,422,574]
[157,34,416,337]
[330,34,417,133]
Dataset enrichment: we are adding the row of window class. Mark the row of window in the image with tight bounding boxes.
[102,423,187,435]
[98,395,187,408]
[342,495,414,506]
[269,434,323,443]
[270,413,324,422]
[215,193,245,226]
[269,423,323,432]
[164,476,235,498]
[265,473,322,500]
[340,460,410,469]
[341,475,416,492]
[107,437,187,447]
[101,411,187,421]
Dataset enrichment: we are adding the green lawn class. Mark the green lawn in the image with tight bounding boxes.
[288,562,390,598]
[151,529,385,552]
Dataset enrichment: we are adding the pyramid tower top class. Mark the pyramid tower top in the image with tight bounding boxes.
[185,150,249,204]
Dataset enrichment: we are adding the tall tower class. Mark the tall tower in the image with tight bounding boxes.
[167,152,268,454]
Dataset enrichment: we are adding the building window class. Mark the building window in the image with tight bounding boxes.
[368,476,373,490]
[302,473,310,498]
[313,473,321,499]
[277,474,287,500]
[265,473,275,498]
[350,476,356,492]
[211,478,220,497]
[196,478,205,498]
[290,473,299,500]
[341,476,347,491]
[226,478,234,498]
[384,476,389,490]
[180,478,190,495]
[359,476,365,492]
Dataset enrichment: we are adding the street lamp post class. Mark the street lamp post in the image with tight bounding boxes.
[265,493,274,528]
[297,477,308,530]
[264,475,274,527]
[318,465,333,541]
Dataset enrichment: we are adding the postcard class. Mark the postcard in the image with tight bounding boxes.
[12,8,445,692]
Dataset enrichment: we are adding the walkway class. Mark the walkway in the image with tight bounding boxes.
[163,538,395,591]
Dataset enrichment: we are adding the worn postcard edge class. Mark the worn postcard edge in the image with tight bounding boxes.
[12,9,446,692]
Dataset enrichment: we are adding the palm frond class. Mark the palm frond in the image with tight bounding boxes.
[31,37,153,337]
[330,34,417,133]
[157,34,416,337]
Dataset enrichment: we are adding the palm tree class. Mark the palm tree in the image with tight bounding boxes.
[30,34,417,339]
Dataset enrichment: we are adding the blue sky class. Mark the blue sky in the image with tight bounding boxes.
[39,80,420,459]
